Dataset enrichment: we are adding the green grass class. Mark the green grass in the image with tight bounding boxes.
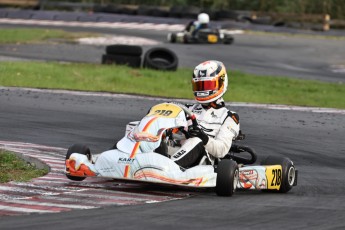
[0,28,97,44]
[0,61,344,109]
[0,150,48,183]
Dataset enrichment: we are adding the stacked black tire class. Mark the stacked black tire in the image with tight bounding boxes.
[143,47,178,71]
[102,45,142,68]
[102,45,178,71]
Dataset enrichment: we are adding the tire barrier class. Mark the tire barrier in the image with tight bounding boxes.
[101,54,142,68]
[102,45,142,68]
[137,5,169,17]
[102,45,178,71]
[143,47,178,71]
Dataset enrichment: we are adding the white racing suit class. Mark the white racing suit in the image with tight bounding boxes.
[169,100,240,168]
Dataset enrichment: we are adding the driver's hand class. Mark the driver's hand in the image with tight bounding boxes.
[188,126,209,145]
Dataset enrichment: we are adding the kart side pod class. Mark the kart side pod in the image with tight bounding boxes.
[237,156,297,193]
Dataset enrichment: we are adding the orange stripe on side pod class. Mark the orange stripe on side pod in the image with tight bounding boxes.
[124,116,158,178]
[124,165,130,178]
[124,142,140,178]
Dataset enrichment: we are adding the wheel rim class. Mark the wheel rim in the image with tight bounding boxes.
[287,166,296,186]
[233,169,239,191]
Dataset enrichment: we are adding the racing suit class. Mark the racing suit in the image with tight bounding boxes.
[185,20,209,38]
[170,99,240,168]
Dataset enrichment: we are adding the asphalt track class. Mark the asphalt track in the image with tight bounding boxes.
[0,87,345,229]
[0,12,345,230]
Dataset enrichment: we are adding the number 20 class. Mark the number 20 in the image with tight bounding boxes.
[271,169,282,186]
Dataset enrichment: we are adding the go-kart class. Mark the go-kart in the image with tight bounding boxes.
[167,28,234,45]
[65,102,297,196]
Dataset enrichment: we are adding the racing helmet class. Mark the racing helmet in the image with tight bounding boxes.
[197,13,210,24]
[192,60,228,104]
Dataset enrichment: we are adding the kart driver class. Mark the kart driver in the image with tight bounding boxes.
[168,60,241,168]
[185,13,210,38]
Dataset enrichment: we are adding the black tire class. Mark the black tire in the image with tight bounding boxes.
[183,34,189,44]
[216,159,239,196]
[181,6,199,19]
[223,36,234,45]
[151,8,169,17]
[169,6,184,18]
[168,33,177,43]
[102,54,141,68]
[105,45,142,56]
[137,5,151,16]
[65,144,92,181]
[143,47,178,71]
[261,156,296,193]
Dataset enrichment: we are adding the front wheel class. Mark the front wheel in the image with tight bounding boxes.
[223,36,234,45]
[65,144,92,181]
[216,159,239,196]
[261,156,297,193]
[223,38,234,45]
[167,33,177,43]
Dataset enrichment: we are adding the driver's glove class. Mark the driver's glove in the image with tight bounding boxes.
[188,126,209,145]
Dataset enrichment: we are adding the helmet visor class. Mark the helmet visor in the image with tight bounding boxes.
[192,78,223,92]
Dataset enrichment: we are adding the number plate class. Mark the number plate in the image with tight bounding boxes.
[147,103,182,118]
[207,34,218,43]
[266,165,282,190]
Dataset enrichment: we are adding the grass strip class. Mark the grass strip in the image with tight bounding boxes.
[0,28,97,44]
[0,61,344,109]
[0,150,48,183]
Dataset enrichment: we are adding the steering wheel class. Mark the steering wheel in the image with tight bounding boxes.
[168,102,199,139]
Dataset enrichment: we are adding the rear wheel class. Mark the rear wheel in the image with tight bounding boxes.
[223,35,234,45]
[261,156,296,193]
[65,144,91,181]
[216,159,239,196]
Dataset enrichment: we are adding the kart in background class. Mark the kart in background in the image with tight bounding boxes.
[167,28,234,45]
[65,103,297,196]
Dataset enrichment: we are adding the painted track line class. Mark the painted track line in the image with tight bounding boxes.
[0,18,185,31]
[0,141,193,216]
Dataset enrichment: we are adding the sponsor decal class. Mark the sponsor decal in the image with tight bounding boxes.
[173,149,186,159]
[199,70,207,77]
[211,111,218,118]
[239,169,266,189]
[242,170,254,176]
[196,91,209,96]
[133,131,161,142]
[118,158,135,164]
